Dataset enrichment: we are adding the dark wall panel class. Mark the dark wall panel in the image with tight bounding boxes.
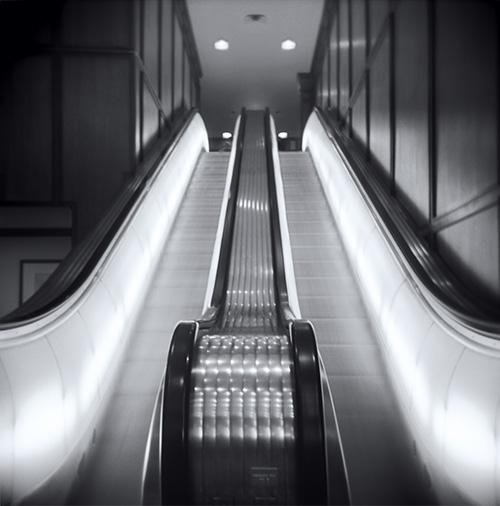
[184,51,192,110]
[61,0,134,49]
[435,0,498,216]
[0,56,52,201]
[368,0,389,50]
[394,0,429,224]
[314,0,500,305]
[161,0,173,118]
[142,75,160,154]
[369,33,391,180]
[173,15,184,115]
[351,79,367,147]
[351,0,366,90]
[338,0,350,116]
[62,56,132,240]
[437,206,499,304]
[329,14,339,113]
[143,0,160,97]
[321,55,329,109]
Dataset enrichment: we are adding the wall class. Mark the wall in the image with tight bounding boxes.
[0,205,73,317]
[312,0,500,309]
[0,0,201,317]
[0,0,201,244]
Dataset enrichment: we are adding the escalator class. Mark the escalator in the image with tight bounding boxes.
[143,110,350,505]
[70,149,231,504]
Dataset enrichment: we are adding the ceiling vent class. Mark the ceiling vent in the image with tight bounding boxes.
[245,14,266,24]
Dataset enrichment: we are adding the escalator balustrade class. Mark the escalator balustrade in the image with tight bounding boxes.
[147,110,349,505]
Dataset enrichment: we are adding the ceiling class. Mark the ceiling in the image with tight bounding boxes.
[186,0,324,139]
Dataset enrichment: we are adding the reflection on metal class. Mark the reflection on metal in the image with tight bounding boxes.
[188,111,297,504]
[189,334,296,504]
[152,110,349,506]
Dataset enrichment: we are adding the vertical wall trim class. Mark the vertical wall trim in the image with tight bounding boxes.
[171,0,176,119]
[389,8,396,195]
[182,43,186,109]
[336,1,340,120]
[158,0,163,136]
[494,0,500,292]
[139,0,145,161]
[130,0,139,168]
[51,52,63,205]
[365,0,371,160]
[139,0,145,61]
[495,0,500,187]
[188,63,192,109]
[347,0,353,136]
[326,31,331,109]
[51,12,63,205]
[428,0,437,250]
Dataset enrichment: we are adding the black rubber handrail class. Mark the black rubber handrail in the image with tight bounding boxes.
[160,111,247,504]
[290,320,329,505]
[0,110,196,325]
[264,110,350,505]
[315,108,500,335]
[200,108,247,327]
[264,108,295,326]
[160,320,198,505]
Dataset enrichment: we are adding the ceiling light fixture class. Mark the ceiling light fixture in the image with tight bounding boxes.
[278,131,288,139]
[281,39,296,50]
[222,132,232,139]
[214,39,229,51]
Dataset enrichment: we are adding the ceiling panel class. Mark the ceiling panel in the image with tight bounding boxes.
[186,0,324,138]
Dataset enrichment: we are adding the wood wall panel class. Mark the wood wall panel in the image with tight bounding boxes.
[173,15,184,115]
[329,14,339,113]
[61,0,134,49]
[184,51,192,111]
[338,0,350,116]
[437,206,500,304]
[368,0,389,49]
[313,0,500,304]
[351,79,367,147]
[320,55,329,109]
[351,0,366,90]
[0,56,53,202]
[142,75,160,155]
[369,33,391,180]
[161,0,174,118]
[435,0,498,216]
[394,0,429,225]
[62,55,132,240]
[143,0,160,97]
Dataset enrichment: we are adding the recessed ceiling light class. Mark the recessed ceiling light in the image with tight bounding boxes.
[278,131,288,139]
[214,39,229,51]
[222,132,232,139]
[281,39,296,50]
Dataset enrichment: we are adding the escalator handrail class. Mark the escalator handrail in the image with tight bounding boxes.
[290,320,329,505]
[200,108,247,327]
[264,108,296,325]
[265,111,350,504]
[315,108,500,336]
[160,320,198,505]
[0,110,198,325]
